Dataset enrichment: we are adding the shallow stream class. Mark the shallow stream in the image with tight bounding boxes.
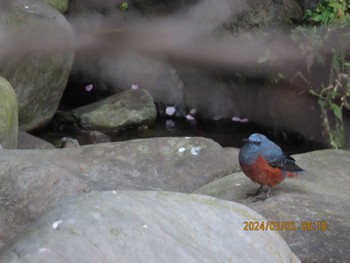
[32,117,324,154]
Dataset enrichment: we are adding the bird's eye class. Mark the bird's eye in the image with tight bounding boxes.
[253,141,261,145]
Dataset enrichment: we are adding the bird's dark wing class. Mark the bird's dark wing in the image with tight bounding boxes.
[267,153,304,172]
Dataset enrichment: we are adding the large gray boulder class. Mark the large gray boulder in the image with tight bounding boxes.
[195,149,350,263]
[0,76,18,149]
[0,137,238,247]
[0,0,74,131]
[54,89,157,131]
[0,191,300,263]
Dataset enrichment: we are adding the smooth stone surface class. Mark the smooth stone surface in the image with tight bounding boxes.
[0,137,238,247]
[195,149,350,263]
[0,191,300,263]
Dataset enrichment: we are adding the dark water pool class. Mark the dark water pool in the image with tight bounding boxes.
[32,117,324,154]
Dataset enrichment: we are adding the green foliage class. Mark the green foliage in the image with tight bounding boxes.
[291,0,350,148]
[119,2,129,12]
[309,80,349,148]
[303,0,350,24]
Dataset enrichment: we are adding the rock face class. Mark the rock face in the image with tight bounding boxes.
[0,76,18,149]
[0,0,74,131]
[225,0,302,33]
[0,137,237,246]
[0,191,300,263]
[55,89,157,131]
[195,149,350,263]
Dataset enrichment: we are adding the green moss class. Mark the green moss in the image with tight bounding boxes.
[42,0,68,14]
[0,76,18,149]
[0,1,74,130]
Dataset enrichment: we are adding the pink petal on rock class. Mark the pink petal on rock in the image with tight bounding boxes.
[165,106,176,116]
[85,84,93,92]
[186,114,195,121]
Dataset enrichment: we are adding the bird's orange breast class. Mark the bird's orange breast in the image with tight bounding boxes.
[240,155,285,187]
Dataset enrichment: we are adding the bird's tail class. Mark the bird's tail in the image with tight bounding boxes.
[287,170,304,178]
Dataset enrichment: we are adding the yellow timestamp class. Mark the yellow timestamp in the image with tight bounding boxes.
[243,221,328,231]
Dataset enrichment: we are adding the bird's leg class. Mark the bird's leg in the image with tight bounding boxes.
[254,187,271,201]
[246,185,264,197]
[266,187,271,198]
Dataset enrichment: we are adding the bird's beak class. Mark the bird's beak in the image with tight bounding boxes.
[242,138,249,143]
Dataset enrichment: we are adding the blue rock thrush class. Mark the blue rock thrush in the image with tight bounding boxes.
[239,133,304,200]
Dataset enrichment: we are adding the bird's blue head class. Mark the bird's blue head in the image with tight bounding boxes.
[239,133,282,165]
[245,133,268,145]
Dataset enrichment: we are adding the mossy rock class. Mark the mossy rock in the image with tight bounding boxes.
[42,0,69,14]
[55,89,157,131]
[0,76,18,149]
[0,0,74,131]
